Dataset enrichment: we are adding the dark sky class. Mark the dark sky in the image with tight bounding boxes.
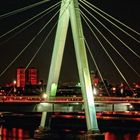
[0,0,140,85]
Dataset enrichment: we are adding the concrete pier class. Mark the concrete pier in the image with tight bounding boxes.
[83,130,104,140]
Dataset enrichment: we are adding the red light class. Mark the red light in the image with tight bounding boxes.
[12,128,16,138]
[18,128,23,138]
[3,128,7,136]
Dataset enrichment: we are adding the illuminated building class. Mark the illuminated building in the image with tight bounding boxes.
[16,67,26,88]
[16,67,38,88]
[27,67,38,85]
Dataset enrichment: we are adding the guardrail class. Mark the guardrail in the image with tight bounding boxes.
[0,96,139,104]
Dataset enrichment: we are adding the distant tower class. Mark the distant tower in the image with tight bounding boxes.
[27,67,38,85]
[16,67,26,88]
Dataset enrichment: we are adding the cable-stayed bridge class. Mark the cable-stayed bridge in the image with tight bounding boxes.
[0,0,140,138]
[0,0,139,86]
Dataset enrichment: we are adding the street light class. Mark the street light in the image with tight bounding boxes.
[13,80,17,93]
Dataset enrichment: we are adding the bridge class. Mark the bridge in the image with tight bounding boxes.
[0,96,139,112]
[0,0,140,139]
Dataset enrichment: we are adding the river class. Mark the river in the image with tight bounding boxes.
[0,112,140,140]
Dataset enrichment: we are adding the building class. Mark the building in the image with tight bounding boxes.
[27,67,38,85]
[16,67,26,88]
[16,67,38,88]
[90,71,100,87]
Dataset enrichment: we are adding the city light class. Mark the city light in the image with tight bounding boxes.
[42,93,47,99]
[13,80,16,85]
[93,87,98,95]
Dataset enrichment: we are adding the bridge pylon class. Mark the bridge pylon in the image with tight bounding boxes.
[38,0,103,139]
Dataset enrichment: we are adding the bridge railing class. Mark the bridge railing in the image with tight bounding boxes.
[0,95,139,103]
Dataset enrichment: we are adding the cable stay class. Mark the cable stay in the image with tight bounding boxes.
[0,0,71,78]
[0,1,61,42]
[80,9,140,78]
[25,22,57,71]
[0,0,50,19]
[25,0,72,70]
[0,5,60,78]
[84,38,111,96]
[80,2,140,60]
[0,0,139,92]
[81,12,135,94]
[80,0,140,41]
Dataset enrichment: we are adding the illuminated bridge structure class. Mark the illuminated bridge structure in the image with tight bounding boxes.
[0,0,139,138]
[0,96,139,113]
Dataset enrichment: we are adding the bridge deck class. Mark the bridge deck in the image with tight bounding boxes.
[0,96,139,112]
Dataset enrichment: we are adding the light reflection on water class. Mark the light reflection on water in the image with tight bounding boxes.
[0,126,29,140]
[0,126,140,140]
[105,132,140,140]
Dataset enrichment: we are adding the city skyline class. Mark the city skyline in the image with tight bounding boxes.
[0,0,139,85]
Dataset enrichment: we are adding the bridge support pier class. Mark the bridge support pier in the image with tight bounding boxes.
[83,130,104,140]
[40,112,52,129]
[34,112,52,139]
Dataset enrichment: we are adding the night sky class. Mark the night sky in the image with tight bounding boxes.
[0,0,140,85]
